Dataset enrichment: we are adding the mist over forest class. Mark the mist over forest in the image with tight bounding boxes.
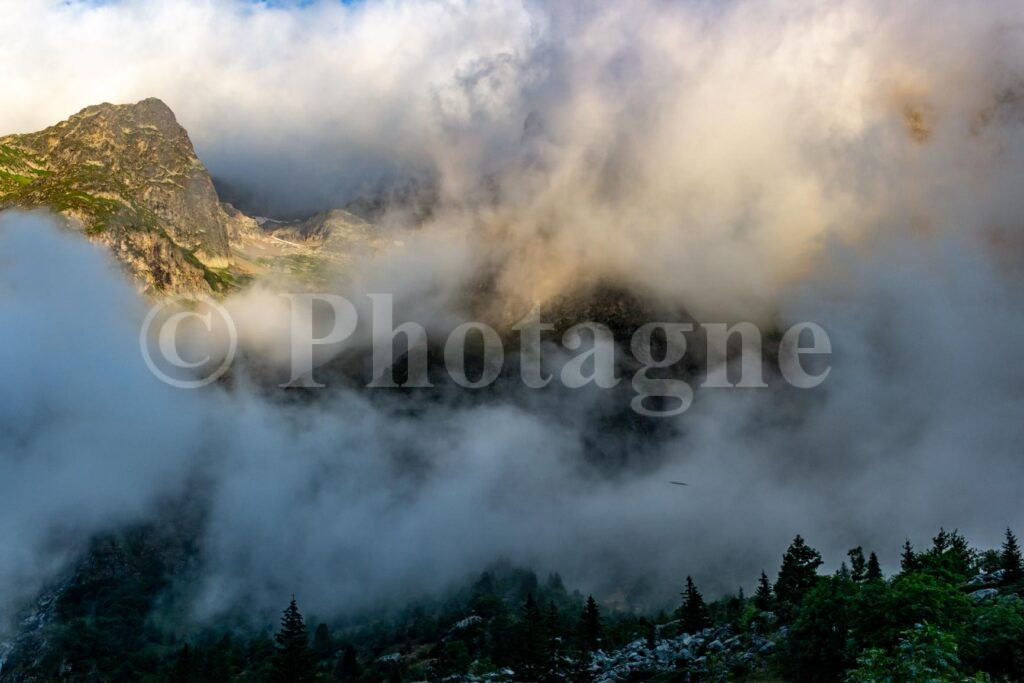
[1,1,1024,681]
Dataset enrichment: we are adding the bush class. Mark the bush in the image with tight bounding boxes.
[964,595,1024,679]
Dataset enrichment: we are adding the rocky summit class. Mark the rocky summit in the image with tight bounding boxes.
[0,98,236,294]
[0,98,391,297]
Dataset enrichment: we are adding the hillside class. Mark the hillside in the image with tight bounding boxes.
[2,525,1022,681]
[0,99,386,295]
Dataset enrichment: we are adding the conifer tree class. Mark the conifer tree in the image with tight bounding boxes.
[272,597,313,683]
[336,644,361,681]
[475,570,497,596]
[578,595,603,652]
[931,527,951,556]
[947,530,974,576]
[753,570,774,611]
[900,539,918,574]
[678,576,710,634]
[204,636,234,682]
[640,617,656,649]
[169,644,196,683]
[1001,527,1023,582]
[547,572,566,592]
[774,535,823,608]
[545,601,564,662]
[518,593,550,680]
[312,623,332,661]
[725,589,744,625]
[866,552,883,581]
[847,547,867,582]
[924,528,973,578]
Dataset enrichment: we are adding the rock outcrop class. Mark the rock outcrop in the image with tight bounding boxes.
[587,624,779,682]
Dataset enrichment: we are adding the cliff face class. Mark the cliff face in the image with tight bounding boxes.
[0,98,234,294]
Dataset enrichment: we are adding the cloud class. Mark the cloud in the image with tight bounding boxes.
[0,212,207,620]
[2,207,1023,624]
[1,0,1024,627]
[2,0,1022,322]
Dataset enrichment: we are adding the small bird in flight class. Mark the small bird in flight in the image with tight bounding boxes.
[669,481,689,486]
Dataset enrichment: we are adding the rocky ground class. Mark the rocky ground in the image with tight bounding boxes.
[587,624,779,682]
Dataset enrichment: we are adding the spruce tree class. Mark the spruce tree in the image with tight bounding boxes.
[547,572,566,592]
[578,595,603,652]
[204,636,234,682]
[774,535,823,608]
[640,617,656,648]
[924,528,973,579]
[678,576,710,634]
[312,623,332,661]
[947,530,975,577]
[931,527,951,556]
[1001,527,1023,582]
[900,539,918,574]
[518,593,549,680]
[335,644,361,681]
[169,644,197,683]
[272,597,313,683]
[545,601,564,663]
[865,552,883,581]
[753,570,774,611]
[847,547,867,582]
[725,589,744,626]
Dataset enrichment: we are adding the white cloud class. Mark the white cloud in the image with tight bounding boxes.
[1,0,1024,624]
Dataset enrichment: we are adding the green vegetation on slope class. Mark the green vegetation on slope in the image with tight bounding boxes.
[3,526,1024,682]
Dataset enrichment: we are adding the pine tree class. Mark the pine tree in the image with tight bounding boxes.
[545,601,564,663]
[900,539,918,573]
[518,592,550,680]
[835,562,852,581]
[203,636,234,682]
[578,595,603,652]
[474,570,497,596]
[931,527,951,556]
[335,644,361,681]
[753,570,774,611]
[547,572,566,592]
[774,535,823,608]
[923,528,974,579]
[725,589,744,626]
[947,530,975,576]
[640,617,656,649]
[272,597,313,683]
[169,644,197,683]
[866,552,883,581]
[1001,527,1023,582]
[312,623,332,661]
[847,547,867,582]
[678,576,710,634]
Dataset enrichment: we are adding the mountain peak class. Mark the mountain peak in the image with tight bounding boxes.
[50,97,195,157]
[0,98,234,294]
[72,97,182,134]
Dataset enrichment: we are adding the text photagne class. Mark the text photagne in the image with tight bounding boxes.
[140,294,831,417]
